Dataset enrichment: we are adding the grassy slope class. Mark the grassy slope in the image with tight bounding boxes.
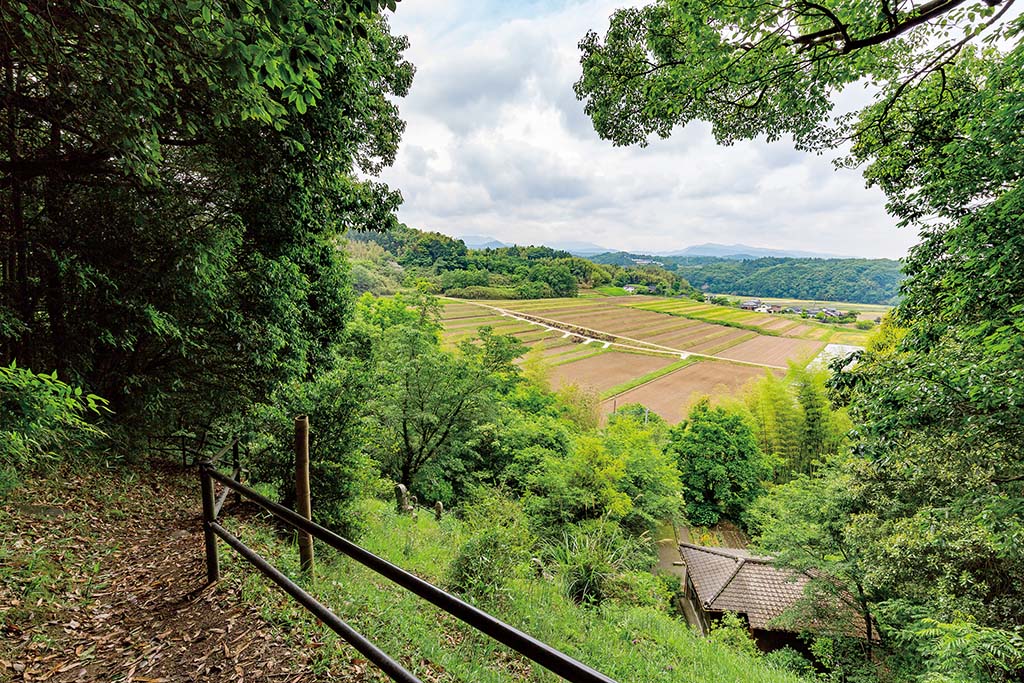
[221,498,810,683]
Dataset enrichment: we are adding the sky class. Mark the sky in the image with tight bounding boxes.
[378,0,921,259]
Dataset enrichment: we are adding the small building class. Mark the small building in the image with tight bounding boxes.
[740,299,761,310]
[754,305,771,314]
[677,543,873,651]
[623,285,638,294]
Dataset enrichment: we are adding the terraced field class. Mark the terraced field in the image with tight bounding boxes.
[440,295,869,424]
[624,298,872,345]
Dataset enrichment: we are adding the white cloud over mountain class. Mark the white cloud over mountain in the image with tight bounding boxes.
[379,0,919,259]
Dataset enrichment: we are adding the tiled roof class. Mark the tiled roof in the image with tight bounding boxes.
[679,542,874,638]
[680,542,806,630]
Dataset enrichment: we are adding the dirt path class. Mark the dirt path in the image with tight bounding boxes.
[1,464,358,682]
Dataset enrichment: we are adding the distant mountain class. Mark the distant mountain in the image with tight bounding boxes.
[457,235,613,256]
[545,240,614,256]
[458,234,509,250]
[662,243,845,259]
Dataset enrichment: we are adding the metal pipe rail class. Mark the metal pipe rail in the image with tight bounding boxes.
[200,464,618,683]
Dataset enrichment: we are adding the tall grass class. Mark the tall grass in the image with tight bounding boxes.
[219,498,810,683]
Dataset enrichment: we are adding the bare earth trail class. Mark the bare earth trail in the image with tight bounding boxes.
[1,465,363,683]
[443,298,789,371]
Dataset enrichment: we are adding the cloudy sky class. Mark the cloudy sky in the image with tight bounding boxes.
[378,0,920,259]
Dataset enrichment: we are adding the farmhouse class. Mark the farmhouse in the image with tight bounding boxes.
[623,285,638,294]
[677,542,873,651]
[740,299,761,310]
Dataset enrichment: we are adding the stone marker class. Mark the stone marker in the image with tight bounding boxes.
[394,483,410,513]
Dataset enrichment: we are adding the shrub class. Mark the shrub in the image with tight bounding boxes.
[1,362,108,473]
[545,518,652,606]
[605,570,676,611]
[447,488,535,603]
[708,612,761,658]
[246,363,376,540]
[763,647,815,675]
[448,526,533,603]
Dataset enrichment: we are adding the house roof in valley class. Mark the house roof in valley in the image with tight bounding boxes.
[679,542,875,638]
[679,542,808,630]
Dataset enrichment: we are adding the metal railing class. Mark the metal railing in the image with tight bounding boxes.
[198,461,618,683]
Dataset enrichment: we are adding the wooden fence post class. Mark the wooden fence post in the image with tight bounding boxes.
[295,415,314,577]
[199,462,220,583]
[231,440,242,506]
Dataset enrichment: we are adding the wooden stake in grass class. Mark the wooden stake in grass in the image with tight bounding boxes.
[295,415,313,577]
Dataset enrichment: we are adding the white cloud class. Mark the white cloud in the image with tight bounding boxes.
[380,0,918,259]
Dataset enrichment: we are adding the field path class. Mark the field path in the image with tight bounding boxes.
[445,298,789,371]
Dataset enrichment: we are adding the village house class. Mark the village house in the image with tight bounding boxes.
[740,299,762,310]
[677,542,874,652]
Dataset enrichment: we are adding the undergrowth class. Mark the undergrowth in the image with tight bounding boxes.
[217,497,811,683]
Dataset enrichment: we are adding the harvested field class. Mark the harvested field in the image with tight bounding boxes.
[441,302,491,319]
[714,336,824,366]
[540,345,606,365]
[534,339,593,358]
[643,322,728,348]
[763,317,798,331]
[601,361,774,423]
[549,351,676,394]
[443,314,506,330]
[687,329,756,354]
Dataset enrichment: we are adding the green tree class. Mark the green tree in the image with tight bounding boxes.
[666,398,774,526]
[366,306,525,497]
[1,8,413,434]
[575,0,1018,150]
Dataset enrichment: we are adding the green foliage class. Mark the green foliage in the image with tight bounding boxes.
[1,362,108,472]
[246,364,377,540]
[575,0,1015,150]
[525,414,682,537]
[361,293,526,501]
[901,616,1024,683]
[646,257,903,305]
[545,518,652,606]
[447,490,536,604]
[1,5,412,436]
[349,228,700,299]
[667,398,774,526]
[763,647,816,676]
[709,612,761,659]
[228,494,812,683]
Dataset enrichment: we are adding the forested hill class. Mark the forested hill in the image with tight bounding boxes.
[347,226,701,299]
[589,253,903,304]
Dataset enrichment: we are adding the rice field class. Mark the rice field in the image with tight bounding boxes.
[440,294,870,423]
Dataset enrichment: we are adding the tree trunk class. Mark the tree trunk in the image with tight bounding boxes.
[42,121,66,373]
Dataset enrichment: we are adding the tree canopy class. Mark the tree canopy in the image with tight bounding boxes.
[575,0,1021,149]
[1,2,412,435]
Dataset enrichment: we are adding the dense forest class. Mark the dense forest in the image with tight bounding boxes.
[347,225,702,299]
[3,0,1024,681]
[590,253,903,304]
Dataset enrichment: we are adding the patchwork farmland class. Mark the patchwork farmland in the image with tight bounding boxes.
[441,294,869,424]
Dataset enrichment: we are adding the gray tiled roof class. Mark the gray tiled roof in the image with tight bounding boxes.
[679,542,808,630]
